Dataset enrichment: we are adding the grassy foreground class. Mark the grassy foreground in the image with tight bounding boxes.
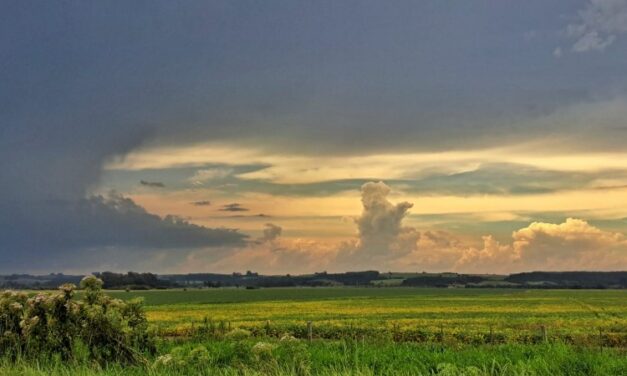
[2,340,626,375]
[3,287,626,375]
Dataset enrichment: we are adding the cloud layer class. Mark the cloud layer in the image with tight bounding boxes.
[189,182,627,274]
[0,193,247,272]
[3,2,627,273]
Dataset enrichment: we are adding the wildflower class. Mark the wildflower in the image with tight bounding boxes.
[59,283,76,296]
[155,354,173,366]
[9,302,23,313]
[225,328,251,340]
[80,275,103,290]
[280,334,299,342]
[252,341,275,355]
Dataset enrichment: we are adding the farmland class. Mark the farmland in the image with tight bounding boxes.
[2,287,627,375]
[108,288,627,343]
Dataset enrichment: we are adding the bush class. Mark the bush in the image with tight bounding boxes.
[224,328,251,341]
[0,276,154,364]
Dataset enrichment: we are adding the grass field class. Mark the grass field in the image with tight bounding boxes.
[104,288,627,345]
[4,287,627,375]
[3,341,627,375]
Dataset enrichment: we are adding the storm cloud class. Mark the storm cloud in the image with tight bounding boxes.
[3,2,627,273]
[0,193,247,272]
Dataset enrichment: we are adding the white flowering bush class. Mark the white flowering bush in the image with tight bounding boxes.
[0,276,154,364]
[252,341,276,362]
[279,333,299,342]
[224,328,251,340]
[153,345,212,370]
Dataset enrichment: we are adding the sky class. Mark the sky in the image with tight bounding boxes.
[2,0,627,274]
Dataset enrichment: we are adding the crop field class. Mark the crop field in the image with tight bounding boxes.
[104,288,627,346]
[3,287,627,375]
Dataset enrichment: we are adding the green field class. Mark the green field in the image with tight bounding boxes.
[105,288,627,345]
[3,287,627,375]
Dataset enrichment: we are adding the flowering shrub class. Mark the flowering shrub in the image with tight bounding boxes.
[251,341,275,361]
[224,328,251,340]
[0,276,154,364]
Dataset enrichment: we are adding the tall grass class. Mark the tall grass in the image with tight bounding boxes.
[1,339,626,375]
[3,287,626,375]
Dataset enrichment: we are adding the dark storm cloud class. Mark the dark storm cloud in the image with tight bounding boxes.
[1,1,626,273]
[0,193,247,273]
[0,2,261,272]
[1,2,620,163]
[140,180,165,188]
[219,203,249,212]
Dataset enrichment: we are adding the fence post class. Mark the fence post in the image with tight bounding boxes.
[489,325,494,344]
[541,325,547,343]
[307,321,313,342]
[599,328,603,350]
[439,324,444,343]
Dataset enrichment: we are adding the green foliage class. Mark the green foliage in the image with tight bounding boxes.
[0,276,154,364]
[2,287,627,374]
[123,287,626,347]
[224,328,252,341]
[2,340,626,375]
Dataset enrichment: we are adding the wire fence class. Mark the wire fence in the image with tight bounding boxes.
[155,318,627,348]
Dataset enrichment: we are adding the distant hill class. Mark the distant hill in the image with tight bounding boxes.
[1,270,626,290]
[505,271,627,288]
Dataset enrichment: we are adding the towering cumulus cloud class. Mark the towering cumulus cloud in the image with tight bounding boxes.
[355,182,415,257]
[197,182,627,274]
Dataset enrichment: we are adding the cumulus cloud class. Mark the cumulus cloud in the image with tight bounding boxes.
[219,203,249,212]
[564,0,627,52]
[181,183,417,273]
[510,218,627,270]
[140,180,165,188]
[355,182,414,254]
[373,215,627,273]
[171,182,627,274]
[453,218,627,273]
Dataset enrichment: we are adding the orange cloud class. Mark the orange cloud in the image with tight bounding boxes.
[173,183,627,274]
